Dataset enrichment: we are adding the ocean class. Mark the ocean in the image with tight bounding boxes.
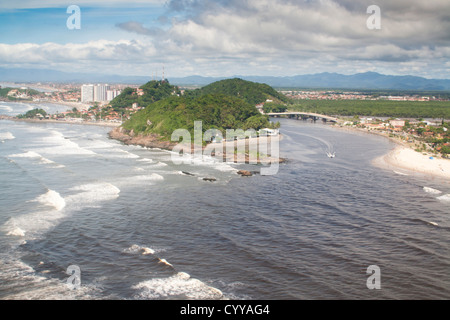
[0,101,449,300]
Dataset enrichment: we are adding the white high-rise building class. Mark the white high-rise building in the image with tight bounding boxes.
[93,85,100,102]
[81,84,94,103]
[82,84,111,103]
[106,89,120,102]
[94,84,109,102]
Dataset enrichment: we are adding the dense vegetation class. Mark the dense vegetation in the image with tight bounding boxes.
[121,78,285,141]
[17,108,47,119]
[0,87,41,101]
[410,121,450,155]
[109,80,181,110]
[263,102,288,113]
[122,93,273,140]
[0,87,10,97]
[290,100,450,119]
[185,78,291,105]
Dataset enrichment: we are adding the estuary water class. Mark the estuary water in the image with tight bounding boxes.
[0,102,449,300]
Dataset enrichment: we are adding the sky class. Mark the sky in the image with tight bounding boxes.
[0,0,449,79]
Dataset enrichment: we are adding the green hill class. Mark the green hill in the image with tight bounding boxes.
[185,78,290,105]
[109,80,181,110]
[122,93,273,140]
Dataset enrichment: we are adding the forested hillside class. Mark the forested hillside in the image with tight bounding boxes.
[122,93,273,139]
[185,78,290,105]
[109,80,181,110]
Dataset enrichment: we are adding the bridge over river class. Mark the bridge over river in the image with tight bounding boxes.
[266,112,340,123]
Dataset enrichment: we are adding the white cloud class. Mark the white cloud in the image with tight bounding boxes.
[0,40,159,74]
[0,0,166,9]
[145,0,450,77]
[2,0,450,78]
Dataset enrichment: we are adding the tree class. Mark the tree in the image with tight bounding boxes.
[18,108,47,119]
[416,127,425,136]
[244,115,270,130]
[440,145,450,155]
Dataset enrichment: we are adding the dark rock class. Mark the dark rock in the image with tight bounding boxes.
[237,170,253,177]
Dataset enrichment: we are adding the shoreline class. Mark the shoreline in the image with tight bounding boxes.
[5,114,448,179]
[2,117,121,128]
[108,126,286,165]
[332,123,450,180]
[372,145,450,180]
[0,98,91,111]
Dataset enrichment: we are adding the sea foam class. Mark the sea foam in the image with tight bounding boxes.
[4,183,119,240]
[35,190,66,211]
[35,131,97,156]
[107,148,140,159]
[0,132,15,140]
[437,194,450,202]
[132,272,224,300]
[137,158,154,164]
[0,258,100,300]
[134,174,165,181]
[123,244,157,255]
[152,162,168,168]
[9,151,41,158]
[423,187,442,195]
[5,190,67,240]
[8,151,64,168]
[6,227,26,237]
[66,183,120,208]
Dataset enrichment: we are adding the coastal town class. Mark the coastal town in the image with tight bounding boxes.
[346,117,450,157]
[282,90,449,101]
[1,81,449,159]
[1,82,142,123]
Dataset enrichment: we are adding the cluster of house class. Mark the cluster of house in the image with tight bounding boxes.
[283,91,373,100]
[351,118,407,131]
[354,118,445,130]
[6,89,31,100]
[349,117,449,150]
[283,90,442,101]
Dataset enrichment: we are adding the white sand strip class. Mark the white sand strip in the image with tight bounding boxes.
[373,146,450,179]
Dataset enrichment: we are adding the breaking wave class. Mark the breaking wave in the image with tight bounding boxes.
[133,174,165,181]
[4,189,67,239]
[437,194,450,202]
[132,272,224,300]
[66,183,120,208]
[8,151,64,168]
[0,132,15,140]
[35,189,66,211]
[423,187,442,195]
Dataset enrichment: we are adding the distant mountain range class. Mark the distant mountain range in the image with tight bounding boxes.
[1,67,450,91]
[0,68,150,85]
[170,72,450,91]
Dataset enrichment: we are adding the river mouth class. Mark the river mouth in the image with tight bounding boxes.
[0,117,449,300]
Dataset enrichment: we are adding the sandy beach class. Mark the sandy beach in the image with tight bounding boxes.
[373,145,450,180]
[330,123,450,180]
[8,117,121,127]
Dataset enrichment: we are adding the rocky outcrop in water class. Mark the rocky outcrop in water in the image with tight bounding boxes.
[108,127,178,150]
